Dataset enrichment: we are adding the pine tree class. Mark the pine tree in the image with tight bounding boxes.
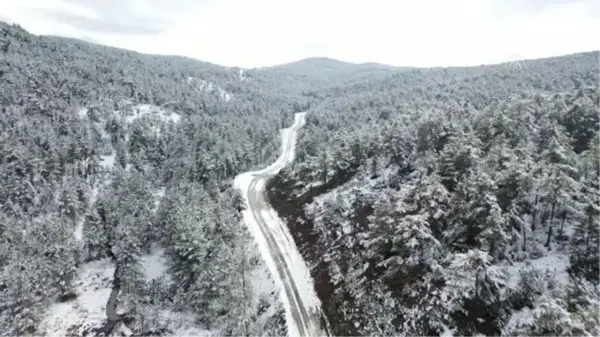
[539,126,580,248]
[447,168,509,259]
[569,197,600,284]
[438,132,482,192]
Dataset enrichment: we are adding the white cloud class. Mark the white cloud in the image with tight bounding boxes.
[2,0,598,68]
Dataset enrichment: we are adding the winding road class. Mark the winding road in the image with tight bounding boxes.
[235,113,330,337]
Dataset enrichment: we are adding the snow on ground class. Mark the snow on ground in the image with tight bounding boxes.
[248,243,288,333]
[218,87,232,102]
[235,112,326,337]
[140,243,169,282]
[239,69,246,81]
[159,312,217,337]
[74,218,84,242]
[504,252,570,289]
[187,76,233,102]
[153,187,166,211]
[504,307,535,335]
[259,203,323,313]
[500,221,574,334]
[39,256,208,336]
[78,107,89,119]
[504,219,574,289]
[191,78,233,102]
[440,324,457,337]
[198,80,213,92]
[250,255,278,303]
[234,180,301,337]
[123,104,181,124]
[38,259,116,336]
[99,153,116,170]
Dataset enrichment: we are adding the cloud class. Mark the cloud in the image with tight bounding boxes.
[4,0,200,36]
[486,0,599,19]
[40,10,169,35]
[62,0,205,23]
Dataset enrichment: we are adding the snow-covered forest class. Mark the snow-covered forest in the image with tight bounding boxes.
[268,52,600,335]
[1,19,599,336]
[0,21,301,336]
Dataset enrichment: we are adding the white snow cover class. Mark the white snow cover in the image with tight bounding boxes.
[99,153,116,170]
[73,150,117,243]
[124,104,181,124]
[39,258,209,336]
[218,88,232,102]
[54,104,210,336]
[505,252,570,289]
[152,187,166,211]
[74,218,84,242]
[193,79,233,102]
[235,113,328,337]
[38,259,116,335]
[504,307,535,334]
[140,244,169,282]
[78,107,89,119]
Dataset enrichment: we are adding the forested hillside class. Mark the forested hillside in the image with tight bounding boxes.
[0,21,313,336]
[1,19,599,337]
[268,52,600,336]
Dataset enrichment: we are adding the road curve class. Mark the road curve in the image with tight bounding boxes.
[235,113,330,337]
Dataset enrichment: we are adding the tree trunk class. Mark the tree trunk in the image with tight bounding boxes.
[559,212,567,237]
[475,271,480,302]
[241,242,249,337]
[522,219,528,251]
[490,240,498,262]
[531,194,539,231]
[545,202,556,248]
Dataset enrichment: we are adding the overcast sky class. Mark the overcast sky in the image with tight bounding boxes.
[2,0,599,68]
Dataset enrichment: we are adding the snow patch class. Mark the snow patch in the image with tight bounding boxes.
[152,187,166,211]
[504,222,573,289]
[195,79,233,102]
[505,252,570,289]
[123,104,181,124]
[218,87,232,102]
[99,153,116,170]
[78,107,89,119]
[74,218,84,242]
[440,325,456,337]
[504,307,534,334]
[158,311,217,337]
[140,244,169,282]
[38,259,115,336]
[40,258,207,336]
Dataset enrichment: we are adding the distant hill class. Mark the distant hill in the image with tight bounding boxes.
[267,57,407,76]
[254,57,411,95]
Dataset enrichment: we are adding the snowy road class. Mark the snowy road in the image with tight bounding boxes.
[235,113,329,337]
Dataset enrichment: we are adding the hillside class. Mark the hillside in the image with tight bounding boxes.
[255,57,410,97]
[269,57,399,77]
[0,21,301,336]
[267,50,600,336]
